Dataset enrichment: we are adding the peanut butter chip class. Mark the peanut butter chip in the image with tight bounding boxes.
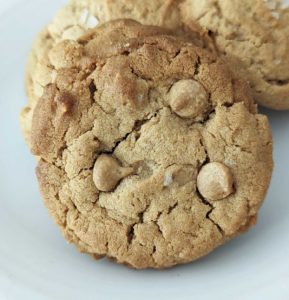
[197,162,234,201]
[169,79,209,119]
[93,155,133,192]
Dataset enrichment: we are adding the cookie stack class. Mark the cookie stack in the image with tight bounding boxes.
[20,0,289,269]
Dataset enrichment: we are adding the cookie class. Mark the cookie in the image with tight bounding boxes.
[181,0,289,110]
[30,20,273,269]
[20,0,211,146]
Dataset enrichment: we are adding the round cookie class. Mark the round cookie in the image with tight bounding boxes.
[181,0,289,110]
[21,0,210,146]
[30,20,273,269]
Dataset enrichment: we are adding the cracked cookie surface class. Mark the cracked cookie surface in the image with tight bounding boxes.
[21,0,211,145]
[21,0,289,148]
[181,0,289,110]
[31,20,273,269]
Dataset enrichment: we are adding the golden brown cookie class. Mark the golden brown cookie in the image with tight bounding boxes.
[181,0,289,110]
[30,20,273,269]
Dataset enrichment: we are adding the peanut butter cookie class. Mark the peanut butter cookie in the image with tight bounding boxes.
[30,20,273,269]
[181,0,289,110]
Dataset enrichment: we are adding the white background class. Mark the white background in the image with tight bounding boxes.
[0,0,288,299]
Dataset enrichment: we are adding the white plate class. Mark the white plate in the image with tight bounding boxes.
[0,1,288,299]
